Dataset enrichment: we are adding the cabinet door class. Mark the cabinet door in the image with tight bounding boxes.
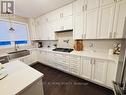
[113,0,126,38]
[73,12,84,39]
[46,22,56,40]
[85,0,100,10]
[73,0,85,14]
[106,61,118,88]
[35,18,41,40]
[97,4,115,39]
[47,52,55,66]
[29,19,37,40]
[62,3,73,17]
[92,59,108,84]
[85,9,99,39]
[69,55,81,75]
[100,0,115,6]
[39,51,47,64]
[81,57,92,79]
[62,16,73,30]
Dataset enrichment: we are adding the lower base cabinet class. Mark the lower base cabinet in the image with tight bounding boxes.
[20,50,38,65]
[92,59,108,85]
[106,61,118,87]
[54,53,70,72]
[37,50,118,89]
[80,57,92,80]
[69,55,81,75]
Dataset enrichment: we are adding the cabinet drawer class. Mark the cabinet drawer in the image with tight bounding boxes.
[70,68,80,75]
[70,55,80,60]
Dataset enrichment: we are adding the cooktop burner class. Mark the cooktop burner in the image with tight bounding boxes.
[53,48,73,53]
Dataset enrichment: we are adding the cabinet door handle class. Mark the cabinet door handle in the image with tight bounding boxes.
[62,13,63,18]
[82,6,85,12]
[60,13,62,18]
[83,33,86,38]
[85,4,87,11]
[81,34,83,38]
[114,32,116,38]
[109,32,112,38]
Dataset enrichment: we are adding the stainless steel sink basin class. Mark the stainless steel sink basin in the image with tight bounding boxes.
[8,50,30,60]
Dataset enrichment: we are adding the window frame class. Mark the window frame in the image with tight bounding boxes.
[0,19,31,49]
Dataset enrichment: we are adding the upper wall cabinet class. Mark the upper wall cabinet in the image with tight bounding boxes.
[84,9,99,39]
[97,4,115,39]
[73,0,85,14]
[100,0,115,6]
[61,4,73,17]
[73,0,99,39]
[29,18,38,40]
[113,0,126,38]
[85,0,100,10]
[73,12,84,39]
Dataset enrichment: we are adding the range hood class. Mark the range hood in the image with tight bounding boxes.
[55,29,73,33]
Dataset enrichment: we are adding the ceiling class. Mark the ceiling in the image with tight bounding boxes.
[15,0,75,18]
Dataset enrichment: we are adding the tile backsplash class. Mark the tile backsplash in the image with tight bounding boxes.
[40,36,121,52]
[83,40,121,53]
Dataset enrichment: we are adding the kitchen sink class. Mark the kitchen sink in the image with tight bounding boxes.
[8,50,30,60]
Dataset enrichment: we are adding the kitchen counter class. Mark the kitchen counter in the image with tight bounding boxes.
[0,60,44,95]
[31,47,119,63]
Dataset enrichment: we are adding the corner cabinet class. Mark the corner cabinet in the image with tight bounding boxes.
[106,61,118,87]
[92,59,108,84]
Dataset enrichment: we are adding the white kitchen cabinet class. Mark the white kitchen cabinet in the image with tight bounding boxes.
[85,0,100,10]
[62,3,73,17]
[73,12,84,39]
[73,0,85,14]
[61,16,73,30]
[97,4,115,39]
[84,9,99,39]
[53,16,73,32]
[92,59,108,84]
[81,57,92,79]
[54,53,70,72]
[39,51,48,64]
[100,0,115,6]
[69,55,81,75]
[35,17,42,40]
[46,22,56,40]
[20,50,38,65]
[113,0,126,38]
[106,61,118,88]
[29,18,38,40]
[46,52,55,66]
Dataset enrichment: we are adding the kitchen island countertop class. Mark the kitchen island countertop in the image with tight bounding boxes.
[0,60,44,95]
